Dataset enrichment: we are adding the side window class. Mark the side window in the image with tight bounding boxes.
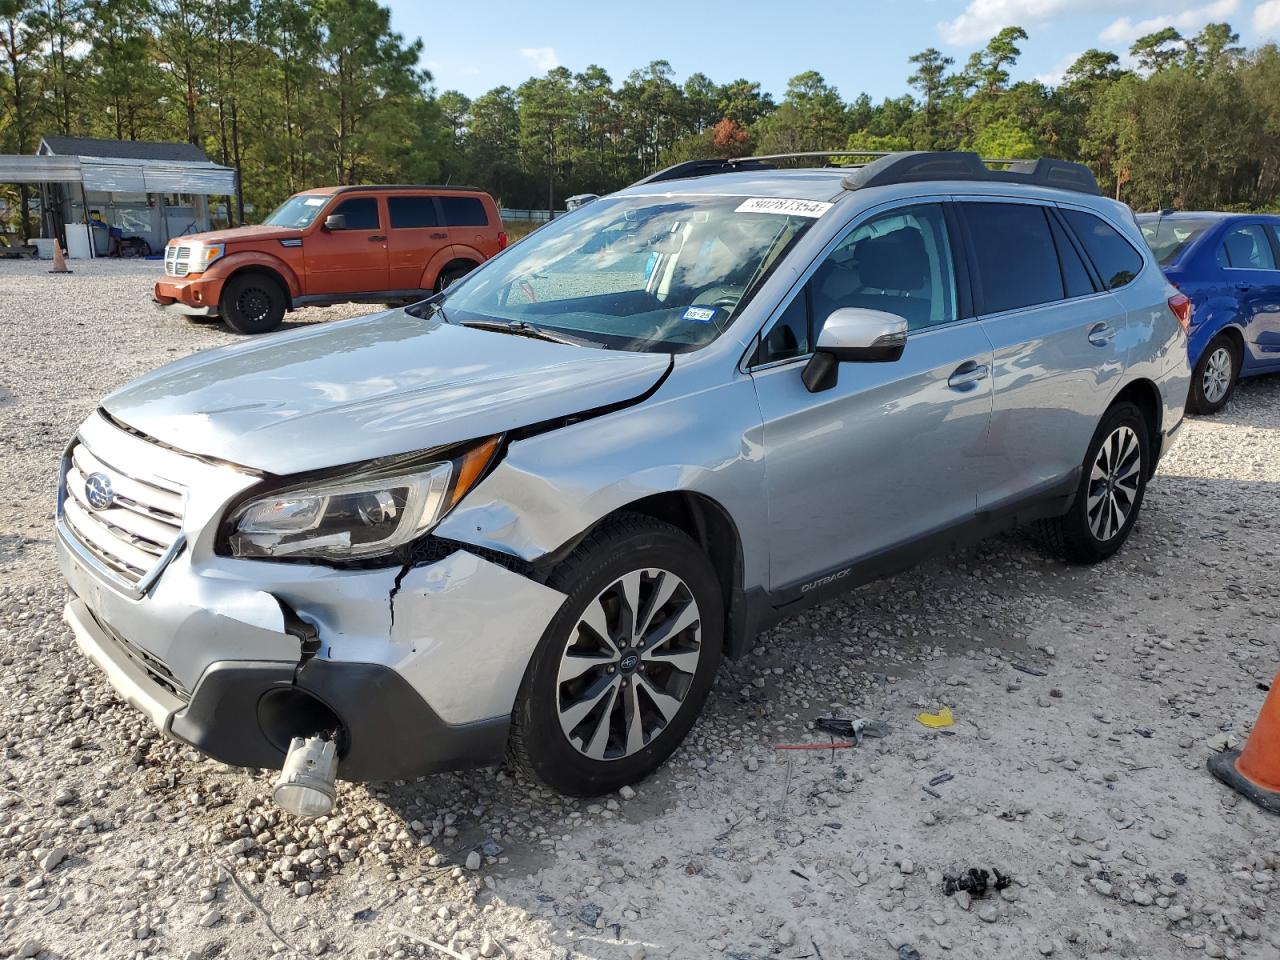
[754,287,810,364]
[440,196,489,227]
[1048,212,1097,298]
[331,197,379,231]
[1269,225,1280,260]
[388,196,439,229]
[1219,224,1278,270]
[963,202,1063,313]
[1060,209,1143,289]
[811,204,956,332]
[754,204,956,365]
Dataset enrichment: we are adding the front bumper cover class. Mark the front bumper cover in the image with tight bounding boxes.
[63,593,510,780]
[154,276,221,316]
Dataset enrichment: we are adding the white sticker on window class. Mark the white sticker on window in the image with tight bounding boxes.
[682,306,717,323]
[302,197,326,206]
[735,197,833,218]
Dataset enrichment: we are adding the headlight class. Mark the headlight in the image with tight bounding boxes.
[190,243,225,272]
[226,437,500,561]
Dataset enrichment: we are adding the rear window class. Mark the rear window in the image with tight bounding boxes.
[440,196,489,227]
[1218,223,1277,270]
[1062,210,1143,288]
[388,196,439,229]
[962,202,1063,314]
[1048,212,1097,298]
[1137,215,1217,267]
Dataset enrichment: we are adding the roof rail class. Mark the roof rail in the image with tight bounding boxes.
[631,150,1100,197]
[632,151,899,186]
[842,152,1100,196]
[631,157,777,186]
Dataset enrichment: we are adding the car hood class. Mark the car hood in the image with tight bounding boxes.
[173,224,302,246]
[101,310,670,474]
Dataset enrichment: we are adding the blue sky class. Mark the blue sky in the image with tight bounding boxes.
[389,0,1280,102]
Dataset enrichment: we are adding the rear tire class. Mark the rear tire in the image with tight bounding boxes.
[221,273,286,335]
[1037,401,1150,564]
[1188,333,1239,415]
[508,515,723,796]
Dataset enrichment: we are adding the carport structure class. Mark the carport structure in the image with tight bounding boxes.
[0,136,238,257]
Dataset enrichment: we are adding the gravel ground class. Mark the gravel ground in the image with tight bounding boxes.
[1,259,1278,960]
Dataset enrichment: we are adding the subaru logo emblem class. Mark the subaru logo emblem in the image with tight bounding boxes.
[619,653,640,672]
[84,472,114,511]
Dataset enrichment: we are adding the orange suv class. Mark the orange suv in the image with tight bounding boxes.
[154,185,506,334]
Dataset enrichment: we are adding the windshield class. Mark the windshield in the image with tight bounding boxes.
[262,194,331,229]
[1137,215,1218,266]
[434,194,820,352]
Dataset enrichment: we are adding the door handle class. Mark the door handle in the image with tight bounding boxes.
[430,232,448,240]
[368,235,386,242]
[1236,282,1252,292]
[1088,322,1116,346]
[947,361,990,389]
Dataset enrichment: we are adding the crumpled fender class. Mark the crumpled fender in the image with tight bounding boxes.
[434,372,770,589]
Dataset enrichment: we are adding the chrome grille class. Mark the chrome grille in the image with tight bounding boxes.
[164,244,192,277]
[62,440,184,588]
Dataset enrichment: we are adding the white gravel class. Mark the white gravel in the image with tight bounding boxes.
[1,259,1278,960]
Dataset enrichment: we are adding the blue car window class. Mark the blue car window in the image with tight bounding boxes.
[1219,224,1277,270]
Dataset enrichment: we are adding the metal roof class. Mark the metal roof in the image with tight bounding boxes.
[0,155,82,183]
[0,150,236,195]
[39,136,211,163]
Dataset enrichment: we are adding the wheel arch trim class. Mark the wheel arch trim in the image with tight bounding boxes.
[207,252,301,302]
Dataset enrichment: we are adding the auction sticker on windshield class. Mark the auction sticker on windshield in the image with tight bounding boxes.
[735,197,833,218]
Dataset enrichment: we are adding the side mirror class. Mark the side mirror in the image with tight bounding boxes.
[802,307,908,393]
[323,213,347,231]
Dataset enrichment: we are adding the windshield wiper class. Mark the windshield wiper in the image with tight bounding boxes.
[405,298,448,322]
[460,319,600,348]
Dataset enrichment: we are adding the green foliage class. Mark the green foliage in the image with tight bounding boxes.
[1,10,1278,222]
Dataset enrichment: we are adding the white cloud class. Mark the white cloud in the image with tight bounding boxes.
[939,0,1119,46]
[1255,0,1280,34]
[1100,0,1239,44]
[519,47,559,72]
[1034,49,1084,84]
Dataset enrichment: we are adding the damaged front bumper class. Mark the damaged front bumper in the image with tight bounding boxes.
[58,507,566,782]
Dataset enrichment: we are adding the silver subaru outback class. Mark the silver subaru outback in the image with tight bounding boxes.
[56,152,1191,801]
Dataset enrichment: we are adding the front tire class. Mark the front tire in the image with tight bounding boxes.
[508,515,723,796]
[1188,334,1239,415]
[221,273,286,335]
[434,263,474,293]
[1037,401,1150,564]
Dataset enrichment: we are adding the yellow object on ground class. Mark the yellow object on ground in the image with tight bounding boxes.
[916,706,954,729]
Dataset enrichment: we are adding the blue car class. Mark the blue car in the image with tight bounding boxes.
[1138,212,1280,414]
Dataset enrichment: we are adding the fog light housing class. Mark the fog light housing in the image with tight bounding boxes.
[272,735,338,817]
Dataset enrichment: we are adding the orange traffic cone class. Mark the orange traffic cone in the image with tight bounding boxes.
[1208,673,1280,814]
[49,240,72,274]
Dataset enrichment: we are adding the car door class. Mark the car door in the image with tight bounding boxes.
[438,194,493,261]
[304,195,390,295]
[1261,223,1280,362]
[386,194,447,291]
[750,201,995,594]
[1220,221,1280,362]
[959,199,1127,512]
